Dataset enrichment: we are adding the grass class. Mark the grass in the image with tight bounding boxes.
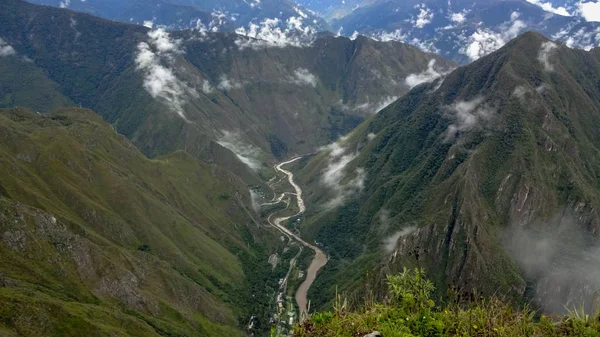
[295,268,600,337]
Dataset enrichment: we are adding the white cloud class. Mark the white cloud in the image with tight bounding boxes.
[234,17,317,49]
[512,85,529,100]
[444,96,496,142]
[562,27,600,50]
[578,1,600,22]
[59,0,70,8]
[538,41,558,71]
[216,130,263,171]
[0,38,16,57]
[135,29,194,121]
[405,59,452,89]
[143,20,154,29]
[367,133,377,141]
[526,0,571,16]
[201,80,213,94]
[370,29,407,42]
[411,5,434,28]
[320,138,366,209]
[249,189,261,213]
[353,96,398,115]
[288,68,317,87]
[383,227,417,253]
[461,12,526,61]
[217,74,243,91]
[449,10,469,23]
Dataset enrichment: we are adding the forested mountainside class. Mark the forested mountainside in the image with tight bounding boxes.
[0,107,289,336]
[1,0,454,171]
[296,31,600,314]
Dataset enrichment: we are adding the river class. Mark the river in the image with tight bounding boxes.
[268,157,328,319]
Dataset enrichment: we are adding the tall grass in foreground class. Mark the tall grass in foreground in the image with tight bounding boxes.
[294,268,600,337]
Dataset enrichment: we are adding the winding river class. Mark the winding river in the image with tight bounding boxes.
[268,157,329,318]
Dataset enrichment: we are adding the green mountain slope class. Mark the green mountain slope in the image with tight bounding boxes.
[296,31,600,313]
[0,107,283,336]
[0,0,454,167]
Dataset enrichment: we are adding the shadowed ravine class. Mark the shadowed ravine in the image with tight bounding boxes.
[268,157,329,319]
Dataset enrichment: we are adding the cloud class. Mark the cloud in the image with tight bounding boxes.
[526,0,571,16]
[461,12,526,61]
[504,213,600,313]
[353,96,399,115]
[201,80,213,94]
[512,85,529,100]
[59,0,70,8]
[559,26,600,50]
[578,1,600,22]
[538,41,558,72]
[0,38,16,57]
[367,133,377,141]
[234,17,317,49]
[444,96,496,142]
[216,130,263,171]
[320,138,366,209]
[411,4,434,28]
[405,59,452,89]
[134,29,194,121]
[249,189,261,213]
[383,227,417,254]
[449,10,469,24]
[370,29,408,43]
[287,68,317,87]
[217,74,243,91]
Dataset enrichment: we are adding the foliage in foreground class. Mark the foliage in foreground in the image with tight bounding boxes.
[295,268,600,337]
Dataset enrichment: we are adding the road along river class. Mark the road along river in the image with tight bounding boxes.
[267,157,328,319]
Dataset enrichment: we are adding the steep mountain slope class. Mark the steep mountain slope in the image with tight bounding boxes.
[296,31,600,313]
[0,107,284,336]
[1,0,454,168]
[26,0,327,32]
[331,0,600,64]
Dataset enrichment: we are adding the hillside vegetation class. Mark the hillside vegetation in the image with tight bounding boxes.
[296,31,600,313]
[0,107,285,336]
[295,269,600,337]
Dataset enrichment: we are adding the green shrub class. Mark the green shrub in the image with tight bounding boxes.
[294,269,600,337]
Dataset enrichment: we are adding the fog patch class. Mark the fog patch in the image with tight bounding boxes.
[216,131,263,171]
[538,41,558,72]
[405,59,452,89]
[353,96,398,115]
[288,68,317,87]
[217,74,243,91]
[320,138,366,209]
[0,38,16,57]
[383,227,417,253]
[505,212,600,313]
[249,189,261,212]
[135,29,196,121]
[444,96,496,142]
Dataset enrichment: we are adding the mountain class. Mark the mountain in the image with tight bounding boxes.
[0,107,291,336]
[26,0,328,32]
[295,31,600,313]
[323,0,600,64]
[1,0,455,171]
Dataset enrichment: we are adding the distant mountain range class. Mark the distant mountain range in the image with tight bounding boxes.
[327,0,600,63]
[28,0,600,64]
